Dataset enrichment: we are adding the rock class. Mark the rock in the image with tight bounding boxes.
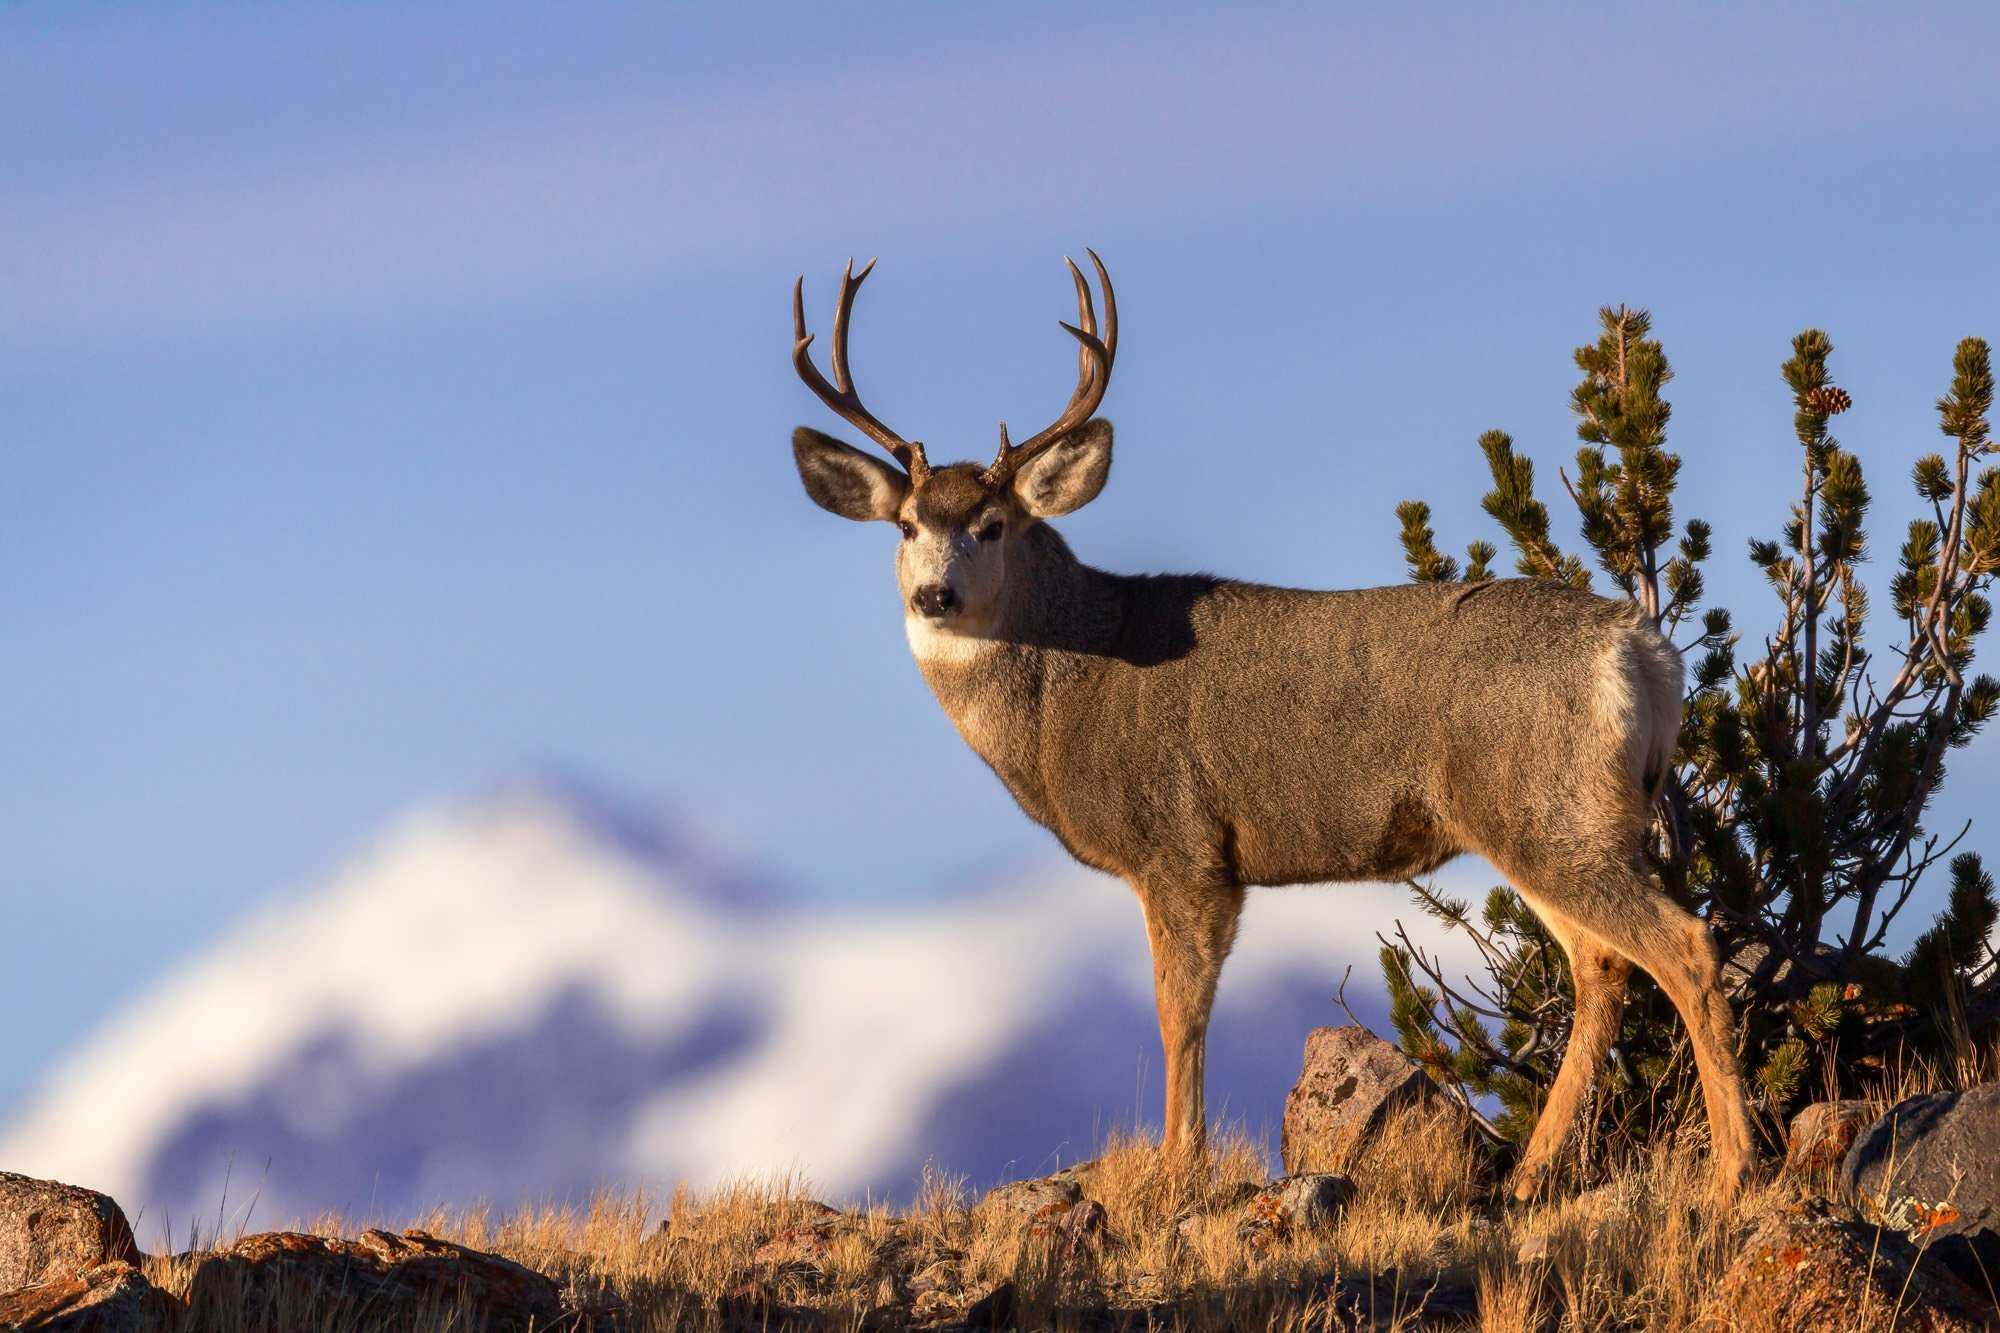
[1841,1082,2000,1284]
[962,1280,1015,1329]
[182,1228,562,1332]
[750,1221,838,1270]
[0,1174,142,1291]
[977,1184,1107,1275]
[910,1287,957,1325]
[972,1171,1082,1223]
[746,1213,914,1302]
[1321,1267,1481,1326]
[1268,1173,1354,1232]
[1041,1198,1107,1268]
[0,1262,177,1332]
[1785,1099,1882,1175]
[1236,1174,1355,1247]
[750,1198,839,1233]
[1174,1175,1352,1250]
[717,1278,811,1329]
[1515,1230,1551,1265]
[1282,1026,1433,1173]
[1709,1196,1994,1332]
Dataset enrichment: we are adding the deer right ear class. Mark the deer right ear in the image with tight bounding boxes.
[792,427,910,523]
[1010,419,1113,518]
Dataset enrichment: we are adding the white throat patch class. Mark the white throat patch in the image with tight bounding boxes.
[904,614,998,666]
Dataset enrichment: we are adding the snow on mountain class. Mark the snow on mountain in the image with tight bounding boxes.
[0,780,1475,1233]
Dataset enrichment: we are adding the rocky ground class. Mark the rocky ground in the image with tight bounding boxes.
[3,1027,1996,1330]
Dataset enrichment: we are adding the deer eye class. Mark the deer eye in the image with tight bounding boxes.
[898,521,916,541]
[975,518,1004,543]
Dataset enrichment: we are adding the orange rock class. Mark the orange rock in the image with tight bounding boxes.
[1709,1197,1994,1332]
[0,1173,142,1291]
[0,1261,175,1332]
[1783,1099,1880,1175]
[182,1227,562,1332]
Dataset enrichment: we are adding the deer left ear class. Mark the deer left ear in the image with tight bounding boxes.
[1010,419,1112,518]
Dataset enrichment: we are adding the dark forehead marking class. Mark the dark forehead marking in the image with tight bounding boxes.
[912,464,994,527]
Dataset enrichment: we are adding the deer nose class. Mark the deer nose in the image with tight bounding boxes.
[912,584,959,618]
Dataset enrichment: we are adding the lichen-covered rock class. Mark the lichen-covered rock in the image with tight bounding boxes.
[750,1221,838,1271]
[1709,1196,1993,1332]
[1840,1081,2000,1283]
[1031,1197,1107,1270]
[969,1168,1108,1279]
[972,1171,1083,1223]
[1282,1026,1432,1173]
[1785,1099,1882,1175]
[0,1261,177,1332]
[181,1228,561,1332]
[1236,1174,1355,1247]
[0,1174,142,1291]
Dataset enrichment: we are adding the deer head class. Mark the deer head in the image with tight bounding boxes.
[791,254,1117,635]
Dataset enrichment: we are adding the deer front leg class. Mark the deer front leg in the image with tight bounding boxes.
[1133,877,1245,1161]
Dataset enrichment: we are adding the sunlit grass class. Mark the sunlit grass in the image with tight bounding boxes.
[129,1047,1998,1330]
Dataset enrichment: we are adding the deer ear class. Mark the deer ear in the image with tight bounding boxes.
[1011,419,1112,518]
[793,427,909,522]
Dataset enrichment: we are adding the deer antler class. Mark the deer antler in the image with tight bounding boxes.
[982,250,1117,488]
[793,259,929,479]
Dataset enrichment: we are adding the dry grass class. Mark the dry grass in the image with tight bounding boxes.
[125,1048,2000,1330]
[128,1103,1790,1331]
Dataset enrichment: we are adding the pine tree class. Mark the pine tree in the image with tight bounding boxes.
[1382,314,2000,1151]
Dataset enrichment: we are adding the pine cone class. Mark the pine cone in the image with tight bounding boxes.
[1807,386,1853,415]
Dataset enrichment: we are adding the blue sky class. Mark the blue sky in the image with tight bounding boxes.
[4,2,1999,1115]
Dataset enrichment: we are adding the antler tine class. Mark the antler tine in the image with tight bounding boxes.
[830,257,875,394]
[1066,256,1097,382]
[1088,247,1118,370]
[792,259,927,477]
[985,251,1118,485]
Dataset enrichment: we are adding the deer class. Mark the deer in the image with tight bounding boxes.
[786,253,1755,1200]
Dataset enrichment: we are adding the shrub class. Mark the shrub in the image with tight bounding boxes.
[1382,311,2000,1149]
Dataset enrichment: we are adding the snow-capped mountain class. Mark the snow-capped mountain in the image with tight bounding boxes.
[0,779,1473,1233]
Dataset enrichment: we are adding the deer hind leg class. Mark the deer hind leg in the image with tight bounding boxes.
[1508,911,1631,1202]
[1529,860,1755,1200]
[1132,876,1245,1162]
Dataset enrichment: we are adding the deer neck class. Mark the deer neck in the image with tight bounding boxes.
[904,525,1125,791]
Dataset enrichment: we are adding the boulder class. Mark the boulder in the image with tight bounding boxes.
[1785,1099,1881,1175]
[0,1174,142,1291]
[1841,1082,2000,1282]
[0,1262,177,1332]
[181,1228,562,1332]
[1709,1196,1994,1332]
[1282,1026,1432,1173]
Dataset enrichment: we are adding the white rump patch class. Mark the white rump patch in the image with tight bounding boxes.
[1593,623,1684,793]
[1591,640,1638,734]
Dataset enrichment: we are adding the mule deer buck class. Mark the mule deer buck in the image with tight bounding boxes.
[788,254,1754,1199]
